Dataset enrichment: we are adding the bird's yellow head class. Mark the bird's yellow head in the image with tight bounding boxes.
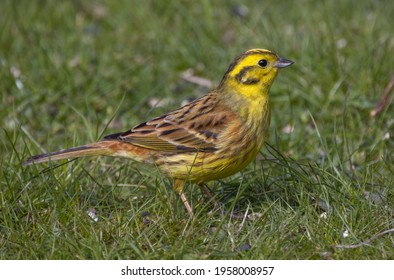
[219,49,293,98]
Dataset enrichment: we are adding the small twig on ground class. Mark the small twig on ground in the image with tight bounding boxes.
[370,75,394,117]
[180,69,213,88]
[334,228,394,249]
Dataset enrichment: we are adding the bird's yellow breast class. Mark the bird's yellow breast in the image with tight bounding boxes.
[157,98,270,183]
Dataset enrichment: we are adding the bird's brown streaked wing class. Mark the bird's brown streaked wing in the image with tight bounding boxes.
[103,93,234,153]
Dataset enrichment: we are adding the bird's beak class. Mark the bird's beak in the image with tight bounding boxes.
[274,57,294,68]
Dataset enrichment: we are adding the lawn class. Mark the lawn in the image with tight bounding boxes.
[1,0,393,259]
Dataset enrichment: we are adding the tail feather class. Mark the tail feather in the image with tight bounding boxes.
[23,143,111,166]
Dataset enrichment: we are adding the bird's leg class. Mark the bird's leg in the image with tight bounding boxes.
[198,183,221,214]
[198,183,213,199]
[174,179,193,217]
[180,193,193,217]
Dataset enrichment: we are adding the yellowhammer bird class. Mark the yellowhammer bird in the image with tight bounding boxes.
[24,49,293,216]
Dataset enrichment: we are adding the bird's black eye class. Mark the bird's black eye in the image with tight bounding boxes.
[258,59,268,67]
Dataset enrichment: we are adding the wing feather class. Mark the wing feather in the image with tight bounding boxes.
[103,93,235,153]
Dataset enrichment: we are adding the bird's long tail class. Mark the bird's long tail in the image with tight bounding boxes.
[23,142,116,166]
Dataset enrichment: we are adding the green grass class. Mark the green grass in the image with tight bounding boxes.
[1,0,393,259]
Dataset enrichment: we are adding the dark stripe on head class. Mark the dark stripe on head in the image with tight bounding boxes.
[224,50,273,77]
[235,66,261,85]
[235,66,251,82]
[243,78,260,85]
